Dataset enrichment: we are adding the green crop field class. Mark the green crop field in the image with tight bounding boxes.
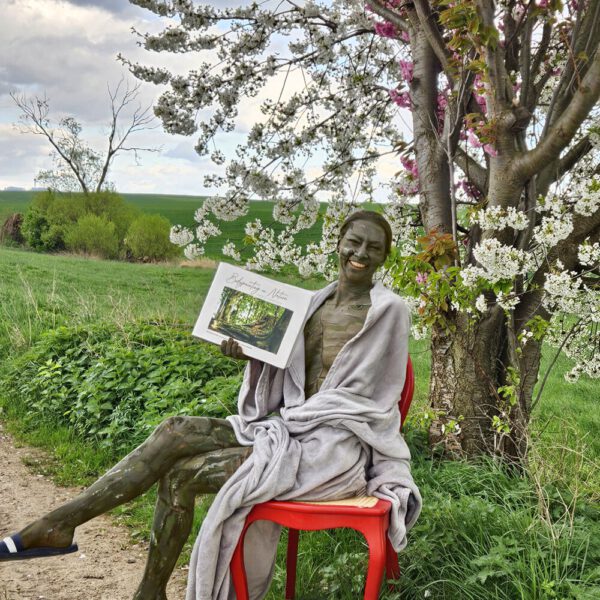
[0,190,325,258]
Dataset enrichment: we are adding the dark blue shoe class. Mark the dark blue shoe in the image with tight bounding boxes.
[0,534,78,561]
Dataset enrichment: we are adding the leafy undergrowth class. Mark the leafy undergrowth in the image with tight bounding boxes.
[1,321,243,455]
[1,322,599,599]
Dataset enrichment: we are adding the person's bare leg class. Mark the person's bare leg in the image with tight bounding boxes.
[133,446,251,600]
[17,416,239,550]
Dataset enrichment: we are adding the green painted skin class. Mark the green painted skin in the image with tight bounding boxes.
[18,218,389,600]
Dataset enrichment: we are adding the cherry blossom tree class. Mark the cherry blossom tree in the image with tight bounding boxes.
[125,0,599,461]
[12,80,157,194]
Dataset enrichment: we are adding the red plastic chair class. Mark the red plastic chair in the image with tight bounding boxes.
[230,356,415,600]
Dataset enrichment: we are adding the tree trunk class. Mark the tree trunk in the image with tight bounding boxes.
[427,308,541,462]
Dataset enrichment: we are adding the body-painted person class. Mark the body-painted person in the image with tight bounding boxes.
[1,211,421,600]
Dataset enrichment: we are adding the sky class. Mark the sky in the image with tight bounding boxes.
[0,0,262,195]
[0,0,408,199]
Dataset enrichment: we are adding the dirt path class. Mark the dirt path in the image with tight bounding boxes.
[0,423,188,600]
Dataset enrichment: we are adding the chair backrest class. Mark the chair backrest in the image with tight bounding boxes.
[399,355,415,430]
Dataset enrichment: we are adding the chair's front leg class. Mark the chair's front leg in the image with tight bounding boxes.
[385,537,401,592]
[231,522,252,600]
[361,523,387,600]
[285,529,300,599]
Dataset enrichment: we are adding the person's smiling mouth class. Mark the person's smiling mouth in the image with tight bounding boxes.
[349,260,368,269]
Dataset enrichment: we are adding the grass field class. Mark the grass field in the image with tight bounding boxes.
[0,245,598,599]
[0,190,325,258]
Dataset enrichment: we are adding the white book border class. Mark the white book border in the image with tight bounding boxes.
[193,263,314,369]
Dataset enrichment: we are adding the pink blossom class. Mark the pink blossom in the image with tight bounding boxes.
[399,60,414,82]
[536,0,550,7]
[467,130,483,149]
[389,89,411,107]
[374,21,398,39]
[416,272,428,285]
[483,144,498,157]
[474,93,487,111]
[400,30,410,42]
[401,156,419,179]
[460,179,483,201]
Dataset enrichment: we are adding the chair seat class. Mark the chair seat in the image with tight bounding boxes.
[295,495,379,508]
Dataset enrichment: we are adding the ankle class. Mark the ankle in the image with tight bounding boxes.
[19,519,74,549]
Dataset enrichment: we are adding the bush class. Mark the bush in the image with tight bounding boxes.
[21,205,53,250]
[1,321,244,454]
[64,214,120,259]
[125,214,178,261]
[21,190,139,253]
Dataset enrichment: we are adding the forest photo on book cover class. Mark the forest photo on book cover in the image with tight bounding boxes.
[209,286,294,353]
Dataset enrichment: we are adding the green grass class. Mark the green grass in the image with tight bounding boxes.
[0,245,598,599]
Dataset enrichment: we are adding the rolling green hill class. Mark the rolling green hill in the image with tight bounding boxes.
[0,190,325,258]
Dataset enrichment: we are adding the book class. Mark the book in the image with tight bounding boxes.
[193,263,315,368]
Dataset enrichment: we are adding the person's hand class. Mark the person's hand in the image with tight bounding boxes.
[220,337,249,360]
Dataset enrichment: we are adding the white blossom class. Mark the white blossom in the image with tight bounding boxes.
[222,241,241,262]
[496,291,520,311]
[170,225,194,247]
[472,239,534,283]
[471,206,529,231]
[574,185,600,217]
[533,214,574,248]
[184,243,204,260]
[475,294,487,313]
[195,219,221,243]
[578,240,600,266]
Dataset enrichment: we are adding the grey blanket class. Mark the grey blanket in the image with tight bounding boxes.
[186,281,422,600]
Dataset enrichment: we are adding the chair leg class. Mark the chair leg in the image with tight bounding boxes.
[230,522,251,600]
[362,525,387,600]
[385,537,400,591]
[285,529,299,600]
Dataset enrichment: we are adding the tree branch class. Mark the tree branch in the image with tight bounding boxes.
[454,147,488,193]
[368,0,409,34]
[413,0,454,85]
[514,48,600,180]
[476,0,510,110]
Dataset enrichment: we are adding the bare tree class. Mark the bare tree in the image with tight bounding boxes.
[11,79,159,194]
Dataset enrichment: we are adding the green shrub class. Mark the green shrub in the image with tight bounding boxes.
[21,205,53,250]
[64,214,120,259]
[21,190,139,253]
[1,321,243,454]
[125,213,178,261]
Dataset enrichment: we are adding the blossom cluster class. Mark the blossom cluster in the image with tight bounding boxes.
[461,239,534,287]
[470,206,529,231]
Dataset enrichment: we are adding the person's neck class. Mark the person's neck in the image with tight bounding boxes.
[331,279,373,307]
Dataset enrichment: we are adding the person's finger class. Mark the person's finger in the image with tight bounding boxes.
[220,339,227,354]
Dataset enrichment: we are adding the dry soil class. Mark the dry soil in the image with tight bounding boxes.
[0,422,188,600]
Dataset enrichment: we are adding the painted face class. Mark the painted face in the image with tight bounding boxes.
[337,220,388,287]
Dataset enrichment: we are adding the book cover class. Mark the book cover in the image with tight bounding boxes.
[193,263,315,368]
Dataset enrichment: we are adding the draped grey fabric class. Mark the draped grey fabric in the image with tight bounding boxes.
[186,281,422,600]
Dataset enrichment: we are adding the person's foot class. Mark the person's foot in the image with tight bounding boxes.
[18,518,75,550]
